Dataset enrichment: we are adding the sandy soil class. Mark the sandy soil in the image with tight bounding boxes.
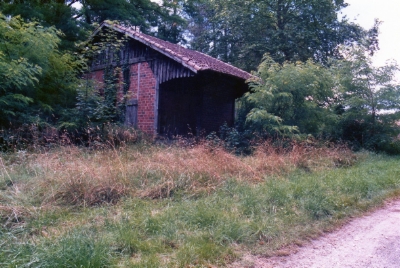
[232,199,400,268]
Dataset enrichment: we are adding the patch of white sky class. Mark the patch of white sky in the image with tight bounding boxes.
[71,2,82,9]
[341,0,400,79]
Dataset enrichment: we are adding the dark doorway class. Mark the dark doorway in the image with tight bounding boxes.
[158,73,246,137]
[158,77,203,136]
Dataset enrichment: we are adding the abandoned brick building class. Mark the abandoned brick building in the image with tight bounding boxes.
[88,22,252,136]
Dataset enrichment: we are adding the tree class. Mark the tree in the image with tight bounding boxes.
[334,45,400,149]
[183,0,367,71]
[0,0,187,49]
[156,0,187,44]
[242,55,337,137]
[0,13,83,127]
[242,44,400,150]
[0,0,88,50]
[184,0,259,66]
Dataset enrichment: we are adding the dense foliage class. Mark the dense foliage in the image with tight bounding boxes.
[243,57,336,137]
[0,0,186,48]
[0,13,83,128]
[334,45,400,151]
[183,0,369,71]
[238,48,400,152]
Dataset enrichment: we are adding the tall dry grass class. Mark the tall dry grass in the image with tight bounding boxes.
[3,140,356,207]
[3,140,400,267]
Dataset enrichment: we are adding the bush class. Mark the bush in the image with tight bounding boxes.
[205,123,253,155]
[0,123,146,151]
[376,138,400,155]
[0,124,60,151]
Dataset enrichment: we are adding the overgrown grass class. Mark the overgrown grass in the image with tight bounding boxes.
[0,141,399,267]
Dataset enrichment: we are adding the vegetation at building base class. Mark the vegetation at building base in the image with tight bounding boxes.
[1,141,400,267]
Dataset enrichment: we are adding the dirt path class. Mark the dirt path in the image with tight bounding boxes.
[233,199,400,268]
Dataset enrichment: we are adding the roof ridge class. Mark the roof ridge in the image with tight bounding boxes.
[194,50,252,76]
[96,22,252,80]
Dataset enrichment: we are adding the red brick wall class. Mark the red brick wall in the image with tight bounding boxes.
[87,70,105,94]
[126,62,157,135]
[89,62,157,135]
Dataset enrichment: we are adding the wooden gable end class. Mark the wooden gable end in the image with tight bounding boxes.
[90,37,194,84]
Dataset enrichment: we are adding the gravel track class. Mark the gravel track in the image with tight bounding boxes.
[233,199,400,268]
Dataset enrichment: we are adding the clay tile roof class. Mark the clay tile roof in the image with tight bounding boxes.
[94,22,252,81]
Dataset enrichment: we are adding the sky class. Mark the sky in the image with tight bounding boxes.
[341,0,400,76]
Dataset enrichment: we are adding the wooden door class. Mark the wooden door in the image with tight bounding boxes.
[124,99,138,127]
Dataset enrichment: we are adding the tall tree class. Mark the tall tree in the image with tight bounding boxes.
[156,0,187,44]
[334,44,400,149]
[0,0,187,49]
[0,13,83,127]
[0,0,88,50]
[184,0,367,71]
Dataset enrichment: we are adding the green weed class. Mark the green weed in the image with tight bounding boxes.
[33,229,114,267]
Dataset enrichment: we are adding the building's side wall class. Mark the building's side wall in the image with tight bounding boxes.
[88,62,157,135]
[89,37,196,136]
[127,62,157,135]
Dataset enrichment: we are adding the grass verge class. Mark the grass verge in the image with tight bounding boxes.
[0,142,399,267]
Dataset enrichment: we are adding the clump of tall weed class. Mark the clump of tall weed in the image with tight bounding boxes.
[30,147,130,207]
[1,122,147,152]
[0,124,60,152]
[0,205,32,228]
[34,229,114,267]
[52,179,127,206]
[242,140,356,178]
